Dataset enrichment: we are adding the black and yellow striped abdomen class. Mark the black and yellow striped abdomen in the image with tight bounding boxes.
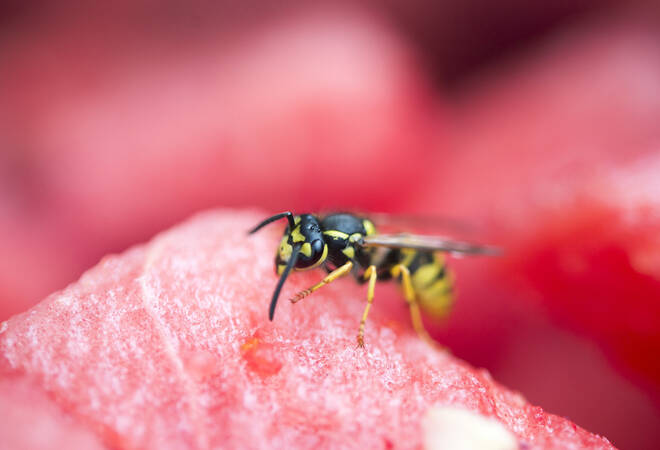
[379,248,454,319]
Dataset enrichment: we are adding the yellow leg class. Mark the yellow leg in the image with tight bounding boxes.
[357,265,377,347]
[290,261,353,303]
[391,264,442,349]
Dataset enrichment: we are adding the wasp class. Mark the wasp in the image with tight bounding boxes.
[249,211,498,347]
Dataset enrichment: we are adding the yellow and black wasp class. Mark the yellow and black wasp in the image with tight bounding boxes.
[249,211,498,347]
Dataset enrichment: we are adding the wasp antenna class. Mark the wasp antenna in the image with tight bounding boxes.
[248,211,296,235]
[269,244,301,321]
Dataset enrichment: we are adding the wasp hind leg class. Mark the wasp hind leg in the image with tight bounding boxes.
[356,265,378,348]
[290,261,354,303]
[391,264,444,350]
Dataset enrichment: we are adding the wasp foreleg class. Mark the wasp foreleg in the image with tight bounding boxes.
[290,261,353,303]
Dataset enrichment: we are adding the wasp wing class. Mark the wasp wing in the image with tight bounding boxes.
[361,234,501,256]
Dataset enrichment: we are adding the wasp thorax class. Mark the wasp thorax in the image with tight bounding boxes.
[276,214,328,274]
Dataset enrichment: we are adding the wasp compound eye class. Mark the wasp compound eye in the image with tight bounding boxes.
[311,238,323,255]
[296,238,328,269]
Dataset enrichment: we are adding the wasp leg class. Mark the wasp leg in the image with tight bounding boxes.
[357,265,377,348]
[290,261,354,303]
[391,264,442,349]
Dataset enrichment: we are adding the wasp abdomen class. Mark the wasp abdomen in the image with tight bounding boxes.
[383,249,454,319]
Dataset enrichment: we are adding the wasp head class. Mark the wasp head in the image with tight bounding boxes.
[249,211,329,321]
[276,214,327,274]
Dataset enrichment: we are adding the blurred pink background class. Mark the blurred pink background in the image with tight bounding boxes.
[1,2,659,449]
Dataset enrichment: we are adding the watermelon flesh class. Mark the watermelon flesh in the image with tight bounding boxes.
[1,5,658,448]
[0,211,614,449]
[413,12,660,392]
[407,15,660,447]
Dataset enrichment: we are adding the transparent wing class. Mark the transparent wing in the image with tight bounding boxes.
[361,234,501,256]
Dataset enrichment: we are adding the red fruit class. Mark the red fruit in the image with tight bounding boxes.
[0,211,614,449]
[406,14,660,448]
[431,14,660,386]
[508,157,660,385]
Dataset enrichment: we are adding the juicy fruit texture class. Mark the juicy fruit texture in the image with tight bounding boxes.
[418,15,660,389]
[408,16,660,447]
[0,211,614,449]
[510,163,660,389]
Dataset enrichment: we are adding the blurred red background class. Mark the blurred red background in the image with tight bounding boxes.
[1,2,659,449]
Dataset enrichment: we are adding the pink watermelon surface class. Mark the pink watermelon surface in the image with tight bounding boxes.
[404,16,660,446]
[1,4,659,448]
[0,211,614,449]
